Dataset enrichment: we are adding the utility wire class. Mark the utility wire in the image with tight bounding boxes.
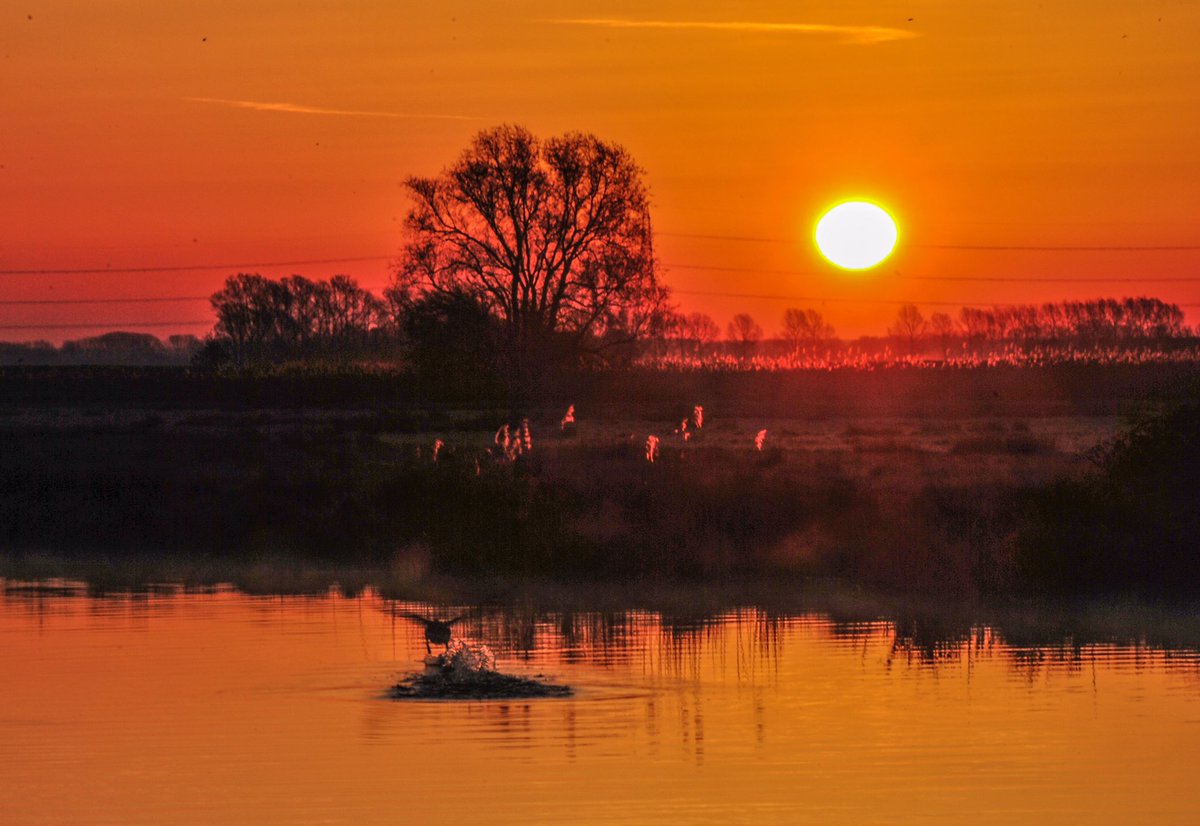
[0,321,213,331]
[919,244,1200,252]
[5,231,1200,277]
[4,248,1200,330]
[0,256,390,276]
[673,289,997,308]
[0,297,212,306]
[657,231,1200,251]
[3,257,1199,287]
[665,263,1200,283]
[673,289,1200,309]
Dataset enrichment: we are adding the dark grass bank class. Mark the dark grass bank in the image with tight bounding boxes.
[3,362,1198,417]
[1,366,1197,595]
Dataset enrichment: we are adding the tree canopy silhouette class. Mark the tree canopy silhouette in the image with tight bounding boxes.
[727,313,763,359]
[889,304,927,354]
[388,125,669,390]
[209,273,384,365]
[782,307,835,352]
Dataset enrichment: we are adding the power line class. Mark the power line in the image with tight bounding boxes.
[6,231,1200,278]
[665,263,1200,283]
[675,290,993,307]
[921,244,1200,252]
[3,249,1199,330]
[4,256,1198,293]
[0,296,210,306]
[0,321,213,331]
[3,246,1197,283]
[658,231,1200,251]
[659,231,790,244]
[673,289,1200,309]
[0,256,391,276]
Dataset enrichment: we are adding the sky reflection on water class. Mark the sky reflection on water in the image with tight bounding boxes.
[2,581,1199,824]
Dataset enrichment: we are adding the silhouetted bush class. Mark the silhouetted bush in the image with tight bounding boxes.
[400,291,506,401]
[1017,400,1200,593]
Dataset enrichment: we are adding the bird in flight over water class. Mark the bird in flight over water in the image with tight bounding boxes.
[400,612,471,654]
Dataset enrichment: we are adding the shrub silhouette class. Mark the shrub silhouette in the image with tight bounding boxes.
[1018,399,1200,592]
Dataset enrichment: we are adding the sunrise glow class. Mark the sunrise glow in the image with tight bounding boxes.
[4,5,1200,824]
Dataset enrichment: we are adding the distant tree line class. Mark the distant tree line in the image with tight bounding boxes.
[955,298,1187,350]
[0,332,200,366]
[882,298,1189,357]
[196,284,1194,370]
[641,298,1192,363]
[3,293,1192,370]
[203,273,392,366]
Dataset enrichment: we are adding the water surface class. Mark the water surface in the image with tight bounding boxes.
[2,582,1199,824]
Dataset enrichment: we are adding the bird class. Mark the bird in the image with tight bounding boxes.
[400,612,470,654]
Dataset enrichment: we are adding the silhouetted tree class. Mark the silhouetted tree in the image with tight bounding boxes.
[166,334,202,354]
[210,272,384,365]
[781,307,835,353]
[958,306,989,353]
[889,304,927,354]
[928,312,957,357]
[389,124,669,395]
[324,275,386,348]
[727,313,763,359]
[673,311,721,357]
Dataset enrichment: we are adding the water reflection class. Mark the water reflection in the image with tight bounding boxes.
[4,579,1200,824]
[6,578,1200,682]
[7,581,1200,826]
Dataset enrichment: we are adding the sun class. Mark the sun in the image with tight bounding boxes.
[814,201,898,270]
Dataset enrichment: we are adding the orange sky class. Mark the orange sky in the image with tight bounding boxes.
[3,1,1200,340]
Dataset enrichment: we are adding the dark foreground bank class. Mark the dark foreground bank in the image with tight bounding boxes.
[1,365,1197,595]
[2,361,1197,416]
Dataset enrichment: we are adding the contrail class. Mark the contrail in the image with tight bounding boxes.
[185,97,480,120]
[541,18,918,45]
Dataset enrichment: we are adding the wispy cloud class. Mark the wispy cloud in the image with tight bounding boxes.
[185,97,480,120]
[542,18,918,45]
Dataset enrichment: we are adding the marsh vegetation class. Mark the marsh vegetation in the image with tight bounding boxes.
[3,363,1195,595]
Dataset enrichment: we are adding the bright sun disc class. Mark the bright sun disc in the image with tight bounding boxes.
[815,201,898,270]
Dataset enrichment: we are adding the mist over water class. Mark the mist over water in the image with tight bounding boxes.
[3,581,1199,824]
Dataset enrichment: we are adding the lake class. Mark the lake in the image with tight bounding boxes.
[2,580,1199,824]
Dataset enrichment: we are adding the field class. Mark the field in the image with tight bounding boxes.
[1,364,1196,595]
